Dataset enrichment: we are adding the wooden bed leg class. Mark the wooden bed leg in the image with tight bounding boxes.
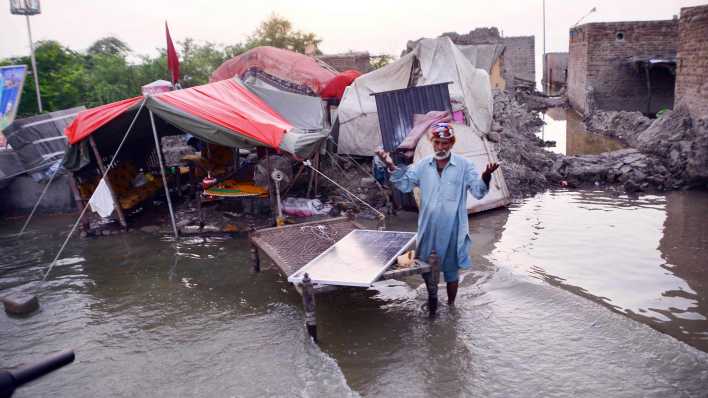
[302,273,317,343]
[422,250,440,318]
[250,245,261,273]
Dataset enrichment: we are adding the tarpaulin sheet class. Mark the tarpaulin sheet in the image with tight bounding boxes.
[64,79,293,150]
[320,70,361,99]
[65,96,143,144]
[148,78,292,150]
[336,37,493,156]
[4,106,84,170]
[210,46,336,96]
[242,80,325,131]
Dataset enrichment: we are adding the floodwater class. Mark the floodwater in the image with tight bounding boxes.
[540,107,626,156]
[2,189,708,397]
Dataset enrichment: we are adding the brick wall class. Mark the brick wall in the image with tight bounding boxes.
[543,52,568,94]
[436,28,535,88]
[543,53,568,84]
[675,5,708,119]
[568,20,678,115]
[318,52,371,73]
[568,26,589,112]
[502,36,535,86]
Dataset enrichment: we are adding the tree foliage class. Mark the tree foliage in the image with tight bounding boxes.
[0,15,322,117]
[369,54,394,70]
[246,14,321,55]
[87,37,131,57]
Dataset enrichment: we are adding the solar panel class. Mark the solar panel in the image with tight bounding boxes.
[288,230,417,287]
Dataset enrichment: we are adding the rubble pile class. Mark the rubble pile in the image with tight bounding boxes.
[515,91,568,112]
[581,109,708,190]
[550,149,671,192]
[317,154,390,217]
[491,90,560,196]
[584,111,652,145]
[635,111,708,189]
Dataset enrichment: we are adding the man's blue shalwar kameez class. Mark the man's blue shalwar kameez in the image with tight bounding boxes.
[390,153,489,282]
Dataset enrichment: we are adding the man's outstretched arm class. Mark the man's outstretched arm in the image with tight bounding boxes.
[465,162,498,199]
[376,149,420,193]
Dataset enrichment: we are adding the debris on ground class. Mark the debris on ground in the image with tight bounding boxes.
[582,108,708,191]
[491,90,560,197]
[583,110,652,145]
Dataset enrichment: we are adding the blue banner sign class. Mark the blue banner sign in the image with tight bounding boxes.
[0,65,28,132]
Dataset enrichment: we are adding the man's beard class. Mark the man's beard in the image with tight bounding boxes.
[434,150,451,160]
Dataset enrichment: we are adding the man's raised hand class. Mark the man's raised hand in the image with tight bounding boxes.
[482,162,499,185]
[375,149,396,171]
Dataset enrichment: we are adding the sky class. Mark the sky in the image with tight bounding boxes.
[1,0,706,80]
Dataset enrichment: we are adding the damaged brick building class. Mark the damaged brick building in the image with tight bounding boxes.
[543,52,569,95]
[318,52,371,73]
[407,27,535,89]
[568,19,679,115]
[675,4,708,119]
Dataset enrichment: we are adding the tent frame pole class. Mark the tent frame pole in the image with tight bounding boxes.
[89,135,128,230]
[67,171,91,232]
[149,110,179,239]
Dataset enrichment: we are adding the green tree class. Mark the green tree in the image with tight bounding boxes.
[179,39,230,87]
[0,15,325,117]
[83,37,143,106]
[246,14,322,55]
[87,37,131,57]
[1,40,89,116]
[370,54,394,70]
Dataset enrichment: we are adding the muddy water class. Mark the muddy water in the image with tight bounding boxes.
[2,189,708,397]
[540,108,626,155]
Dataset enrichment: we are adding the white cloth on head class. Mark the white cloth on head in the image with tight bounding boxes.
[89,178,116,218]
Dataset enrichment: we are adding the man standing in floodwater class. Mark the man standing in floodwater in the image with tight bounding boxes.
[376,122,499,305]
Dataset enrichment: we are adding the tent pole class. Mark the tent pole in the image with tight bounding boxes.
[149,110,179,239]
[265,149,276,226]
[89,136,128,230]
[67,171,90,232]
[313,146,321,197]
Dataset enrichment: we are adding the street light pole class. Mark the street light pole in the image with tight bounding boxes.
[542,0,547,93]
[10,0,43,114]
[25,14,42,113]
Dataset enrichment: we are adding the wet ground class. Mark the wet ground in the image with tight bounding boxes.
[540,108,626,156]
[2,188,708,397]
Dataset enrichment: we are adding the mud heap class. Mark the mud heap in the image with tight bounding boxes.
[584,111,653,146]
[490,90,559,197]
[581,109,708,191]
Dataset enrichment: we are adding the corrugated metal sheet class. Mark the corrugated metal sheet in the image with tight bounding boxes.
[371,83,452,153]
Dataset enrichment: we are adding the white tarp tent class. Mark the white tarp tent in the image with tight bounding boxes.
[336,37,493,156]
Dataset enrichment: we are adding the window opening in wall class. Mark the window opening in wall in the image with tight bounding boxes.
[616,31,625,41]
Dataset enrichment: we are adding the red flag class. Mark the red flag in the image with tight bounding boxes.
[165,22,180,85]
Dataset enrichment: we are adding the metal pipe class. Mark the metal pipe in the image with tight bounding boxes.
[542,0,546,93]
[25,15,42,113]
[0,350,74,398]
[302,273,317,342]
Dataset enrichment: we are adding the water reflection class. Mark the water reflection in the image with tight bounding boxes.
[3,192,708,396]
[540,108,626,155]
[656,191,708,347]
[489,189,708,351]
